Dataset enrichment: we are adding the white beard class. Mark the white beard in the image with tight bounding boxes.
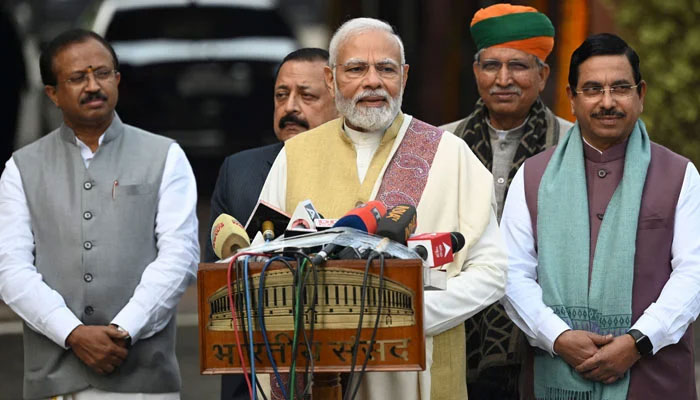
[334,80,403,132]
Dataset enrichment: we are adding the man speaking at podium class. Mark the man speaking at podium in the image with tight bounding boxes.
[259,17,508,399]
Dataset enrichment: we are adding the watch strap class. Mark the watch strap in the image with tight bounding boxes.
[627,329,652,356]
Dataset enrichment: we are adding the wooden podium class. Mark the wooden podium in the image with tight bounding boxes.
[197,259,425,399]
[197,259,425,397]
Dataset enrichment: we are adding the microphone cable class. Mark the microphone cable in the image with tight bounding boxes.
[258,256,295,400]
[349,252,386,400]
[343,251,378,400]
[226,251,268,400]
[299,252,319,398]
[238,257,270,400]
[288,257,309,400]
[243,257,257,400]
[285,250,318,398]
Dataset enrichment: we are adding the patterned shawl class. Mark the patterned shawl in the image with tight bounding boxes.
[452,97,557,393]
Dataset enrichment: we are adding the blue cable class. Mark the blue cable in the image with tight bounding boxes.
[259,256,294,400]
[243,256,256,400]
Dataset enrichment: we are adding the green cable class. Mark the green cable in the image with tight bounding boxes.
[289,258,307,399]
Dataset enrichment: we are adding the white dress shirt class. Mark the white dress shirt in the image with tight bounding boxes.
[0,135,199,349]
[501,162,700,355]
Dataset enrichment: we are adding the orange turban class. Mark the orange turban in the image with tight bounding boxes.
[470,4,555,61]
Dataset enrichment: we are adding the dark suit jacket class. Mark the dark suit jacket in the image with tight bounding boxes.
[204,142,283,262]
[205,142,283,400]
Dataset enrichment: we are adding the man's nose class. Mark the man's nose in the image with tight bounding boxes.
[284,94,301,113]
[362,65,383,89]
[495,63,512,86]
[600,88,616,108]
[85,72,100,92]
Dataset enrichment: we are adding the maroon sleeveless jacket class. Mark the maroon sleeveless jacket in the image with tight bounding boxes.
[522,140,695,399]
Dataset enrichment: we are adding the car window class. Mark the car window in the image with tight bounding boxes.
[105,6,293,41]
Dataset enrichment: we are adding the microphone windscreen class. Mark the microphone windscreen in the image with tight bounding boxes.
[451,232,466,253]
[333,200,387,234]
[376,204,417,245]
[211,214,251,259]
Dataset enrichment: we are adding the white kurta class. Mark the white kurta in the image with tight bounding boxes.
[501,163,700,355]
[0,135,199,400]
[259,114,508,399]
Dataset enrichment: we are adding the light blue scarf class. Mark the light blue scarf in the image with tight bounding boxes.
[534,120,650,400]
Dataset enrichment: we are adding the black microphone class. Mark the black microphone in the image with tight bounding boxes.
[375,204,417,245]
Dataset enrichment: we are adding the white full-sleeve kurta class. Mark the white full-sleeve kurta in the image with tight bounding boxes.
[0,137,199,349]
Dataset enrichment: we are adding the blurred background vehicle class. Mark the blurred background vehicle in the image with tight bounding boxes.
[83,0,299,194]
[86,0,298,160]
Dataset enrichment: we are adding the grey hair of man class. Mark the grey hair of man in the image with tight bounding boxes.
[328,17,405,67]
[474,48,546,69]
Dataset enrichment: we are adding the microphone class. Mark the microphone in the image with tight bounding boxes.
[312,201,387,265]
[375,204,417,245]
[211,213,251,259]
[333,200,386,233]
[407,232,465,268]
[245,200,290,241]
[285,200,321,237]
[262,221,275,242]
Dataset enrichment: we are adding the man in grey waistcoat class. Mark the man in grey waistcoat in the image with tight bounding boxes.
[502,33,700,399]
[0,29,199,399]
[440,4,572,398]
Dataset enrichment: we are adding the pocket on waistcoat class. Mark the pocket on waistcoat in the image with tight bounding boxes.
[120,183,157,196]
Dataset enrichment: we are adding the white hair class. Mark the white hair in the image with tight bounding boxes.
[328,17,405,66]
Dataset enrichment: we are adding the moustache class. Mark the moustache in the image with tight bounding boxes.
[591,108,626,118]
[278,113,309,130]
[354,89,389,105]
[80,92,108,104]
[490,85,522,95]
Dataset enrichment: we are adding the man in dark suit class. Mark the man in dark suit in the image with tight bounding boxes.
[205,47,338,399]
[205,48,337,262]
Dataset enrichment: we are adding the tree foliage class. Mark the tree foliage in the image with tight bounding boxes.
[612,0,700,165]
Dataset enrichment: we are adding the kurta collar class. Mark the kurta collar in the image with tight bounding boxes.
[58,112,125,146]
[343,123,383,146]
[486,115,529,141]
[583,135,628,163]
[338,112,405,146]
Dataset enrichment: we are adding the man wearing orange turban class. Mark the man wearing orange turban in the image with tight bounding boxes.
[441,4,573,399]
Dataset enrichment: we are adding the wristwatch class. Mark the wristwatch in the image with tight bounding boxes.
[627,329,652,356]
[112,324,132,348]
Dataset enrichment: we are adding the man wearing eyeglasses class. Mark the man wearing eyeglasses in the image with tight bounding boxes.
[440,5,573,399]
[501,33,700,399]
[259,17,507,399]
[0,29,199,399]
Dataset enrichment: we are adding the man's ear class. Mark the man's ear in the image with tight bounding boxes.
[565,85,575,115]
[324,65,335,99]
[637,80,647,113]
[538,63,551,92]
[44,85,59,108]
[401,64,409,91]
